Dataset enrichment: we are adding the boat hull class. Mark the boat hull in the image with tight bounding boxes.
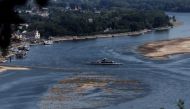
[88,62,123,65]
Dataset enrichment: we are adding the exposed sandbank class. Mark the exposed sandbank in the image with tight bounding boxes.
[0,65,30,73]
[138,38,190,59]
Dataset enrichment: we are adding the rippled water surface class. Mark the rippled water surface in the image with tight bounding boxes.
[1,12,190,109]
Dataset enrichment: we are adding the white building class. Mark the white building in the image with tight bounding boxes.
[12,32,23,40]
[35,30,41,39]
[88,18,93,23]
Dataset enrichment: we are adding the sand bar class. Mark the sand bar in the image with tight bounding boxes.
[0,65,30,73]
[138,38,190,59]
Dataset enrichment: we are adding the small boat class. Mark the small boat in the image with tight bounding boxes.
[128,32,143,36]
[154,27,171,31]
[44,40,53,45]
[89,58,123,65]
[24,45,30,51]
[18,45,30,51]
[16,51,27,59]
[10,48,19,52]
[0,59,7,63]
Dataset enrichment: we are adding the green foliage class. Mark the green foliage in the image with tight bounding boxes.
[23,9,170,37]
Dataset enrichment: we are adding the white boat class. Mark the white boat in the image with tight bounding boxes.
[44,40,53,45]
[89,58,123,65]
[18,45,30,51]
[0,59,7,63]
[154,27,171,31]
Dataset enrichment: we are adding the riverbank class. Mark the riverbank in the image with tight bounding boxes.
[51,21,182,43]
[51,28,163,43]
[51,29,152,42]
[138,38,190,59]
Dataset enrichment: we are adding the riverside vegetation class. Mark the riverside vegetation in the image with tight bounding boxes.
[19,0,173,38]
[22,9,171,37]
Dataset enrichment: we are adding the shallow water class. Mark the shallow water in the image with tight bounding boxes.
[1,12,190,109]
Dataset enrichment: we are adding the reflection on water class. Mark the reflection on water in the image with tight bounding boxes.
[39,74,148,109]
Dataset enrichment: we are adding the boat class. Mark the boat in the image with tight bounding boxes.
[24,45,30,51]
[18,45,30,51]
[128,32,143,36]
[15,51,27,59]
[44,40,53,45]
[154,27,171,31]
[89,58,123,65]
[0,59,7,63]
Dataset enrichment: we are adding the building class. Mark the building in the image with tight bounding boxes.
[104,28,112,33]
[36,8,49,17]
[88,18,93,23]
[94,10,101,14]
[35,30,41,39]
[12,31,24,40]
[14,30,41,40]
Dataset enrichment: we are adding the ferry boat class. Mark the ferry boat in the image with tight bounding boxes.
[44,40,53,45]
[89,58,123,65]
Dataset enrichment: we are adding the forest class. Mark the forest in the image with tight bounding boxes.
[22,9,171,37]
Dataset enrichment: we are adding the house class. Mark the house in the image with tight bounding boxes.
[25,10,32,14]
[35,30,41,39]
[12,31,24,40]
[94,10,101,14]
[104,28,112,33]
[36,8,49,17]
[18,24,29,30]
[20,30,41,40]
[88,18,93,23]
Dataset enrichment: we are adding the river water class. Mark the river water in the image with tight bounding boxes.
[1,12,190,109]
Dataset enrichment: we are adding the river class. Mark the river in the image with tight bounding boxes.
[1,12,190,109]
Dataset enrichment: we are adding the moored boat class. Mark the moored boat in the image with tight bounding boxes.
[44,40,53,45]
[15,51,27,59]
[154,26,171,31]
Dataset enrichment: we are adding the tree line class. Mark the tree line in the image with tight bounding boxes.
[51,0,190,12]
